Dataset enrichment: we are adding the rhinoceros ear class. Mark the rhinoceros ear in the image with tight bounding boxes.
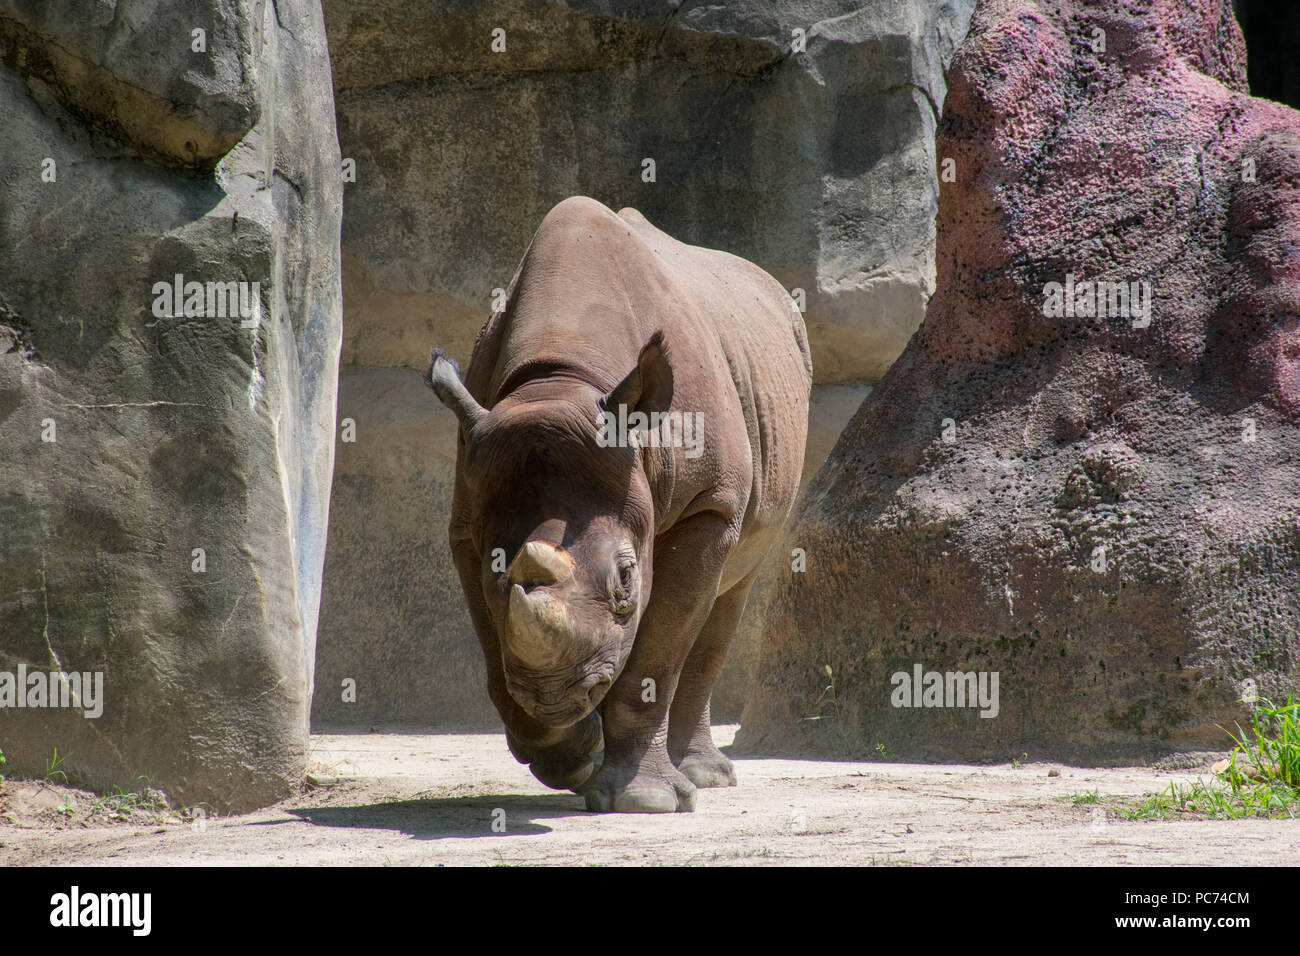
[423,347,487,436]
[601,331,673,418]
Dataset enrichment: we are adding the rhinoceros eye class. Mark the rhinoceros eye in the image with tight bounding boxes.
[612,555,636,613]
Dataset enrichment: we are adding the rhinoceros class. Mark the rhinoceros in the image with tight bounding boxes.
[424,196,811,812]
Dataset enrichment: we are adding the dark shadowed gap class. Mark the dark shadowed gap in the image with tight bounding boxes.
[1233,0,1300,109]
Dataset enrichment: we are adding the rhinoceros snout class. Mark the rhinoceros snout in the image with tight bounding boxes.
[502,540,612,721]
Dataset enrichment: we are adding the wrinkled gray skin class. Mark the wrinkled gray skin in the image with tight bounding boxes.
[425,197,811,811]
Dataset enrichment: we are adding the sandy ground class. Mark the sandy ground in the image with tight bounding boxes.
[2,725,1297,866]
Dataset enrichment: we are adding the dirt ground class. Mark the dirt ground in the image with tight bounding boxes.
[2,725,1297,866]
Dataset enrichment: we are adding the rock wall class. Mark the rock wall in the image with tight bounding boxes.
[738,0,1300,763]
[0,0,342,811]
[312,0,973,729]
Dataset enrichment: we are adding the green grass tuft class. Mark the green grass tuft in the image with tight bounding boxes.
[1127,695,1300,821]
[43,747,67,784]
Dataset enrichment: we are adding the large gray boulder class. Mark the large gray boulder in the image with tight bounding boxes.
[0,0,342,812]
[313,0,973,729]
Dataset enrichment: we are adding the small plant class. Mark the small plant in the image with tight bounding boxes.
[54,795,76,817]
[875,742,889,761]
[794,664,869,755]
[1010,752,1029,769]
[1071,789,1102,805]
[43,747,68,784]
[0,745,6,783]
[798,665,839,721]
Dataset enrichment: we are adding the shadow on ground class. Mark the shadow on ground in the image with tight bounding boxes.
[277,792,588,840]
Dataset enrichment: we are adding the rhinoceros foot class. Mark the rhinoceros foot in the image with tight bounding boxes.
[676,749,737,789]
[532,756,596,791]
[506,711,603,791]
[582,757,697,813]
[566,749,604,794]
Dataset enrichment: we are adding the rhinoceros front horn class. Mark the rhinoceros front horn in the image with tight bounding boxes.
[505,542,575,667]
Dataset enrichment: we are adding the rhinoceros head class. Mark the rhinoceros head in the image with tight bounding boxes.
[426,336,672,727]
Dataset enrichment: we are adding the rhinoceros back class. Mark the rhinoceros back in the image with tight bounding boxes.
[464,197,811,579]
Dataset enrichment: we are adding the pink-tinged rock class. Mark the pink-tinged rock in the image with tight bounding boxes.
[738,0,1300,762]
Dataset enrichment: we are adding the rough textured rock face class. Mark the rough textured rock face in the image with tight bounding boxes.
[312,0,972,729]
[0,0,342,811]
[738,0,1300,762]
[322,0,973,383]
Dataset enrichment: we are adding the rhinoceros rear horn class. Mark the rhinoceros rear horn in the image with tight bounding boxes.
[424,347,486,435]
[601,331,673,418]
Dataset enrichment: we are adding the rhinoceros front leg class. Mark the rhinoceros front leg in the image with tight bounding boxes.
[583,513,734,813]
[667,569,758,788]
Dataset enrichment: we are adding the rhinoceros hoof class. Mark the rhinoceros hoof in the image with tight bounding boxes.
[677,752,737,789]
[582,762,696,813]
